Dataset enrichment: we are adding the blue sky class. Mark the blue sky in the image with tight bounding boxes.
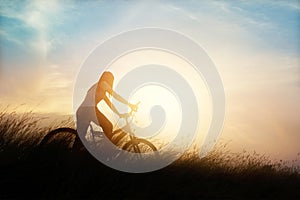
[1,0,299,64]
[0,0,299,162]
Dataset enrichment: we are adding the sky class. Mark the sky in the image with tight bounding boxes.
[0,0,299,163]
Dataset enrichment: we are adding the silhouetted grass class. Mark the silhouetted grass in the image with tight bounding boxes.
[0,109,299,199]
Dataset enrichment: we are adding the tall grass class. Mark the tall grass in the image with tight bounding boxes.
[0,108,299,199]
[0,108,74,163]
[181,143,299,178]
[0,109,43,162]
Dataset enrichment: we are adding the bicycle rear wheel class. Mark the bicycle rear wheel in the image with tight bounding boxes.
[122,138,157,153]
[39,128,77,149]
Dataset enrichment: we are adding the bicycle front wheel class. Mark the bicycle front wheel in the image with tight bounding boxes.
[122,138,157,154]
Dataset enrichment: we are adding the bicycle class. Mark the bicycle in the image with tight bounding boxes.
[39,109,157,154]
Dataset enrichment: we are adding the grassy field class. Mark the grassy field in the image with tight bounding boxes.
[0,109,299,199]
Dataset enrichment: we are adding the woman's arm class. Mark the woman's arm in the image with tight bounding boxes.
[103,95,121,116]
[101,81,136,109]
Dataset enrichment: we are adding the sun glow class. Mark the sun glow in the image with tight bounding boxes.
[98,49,213,147]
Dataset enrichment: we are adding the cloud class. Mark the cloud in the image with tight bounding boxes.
[0,62,76,114]
[0,0,73,59]
[0,0,78,113]
[0,29,23,46]
[157,1,300,161]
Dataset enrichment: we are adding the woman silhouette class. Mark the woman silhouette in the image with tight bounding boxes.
[76,71,138,141]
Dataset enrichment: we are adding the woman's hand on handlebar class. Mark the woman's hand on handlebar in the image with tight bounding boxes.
[119,101,139,119]
[129,101,140,112]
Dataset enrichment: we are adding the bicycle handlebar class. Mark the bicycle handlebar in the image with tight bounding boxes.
[120,101,140,122]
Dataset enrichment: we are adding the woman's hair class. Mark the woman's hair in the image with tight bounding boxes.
[99,71,114,88]
[95,71,114,104]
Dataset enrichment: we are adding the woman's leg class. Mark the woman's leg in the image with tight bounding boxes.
[76,106,93,139]
[96,110,113,140]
